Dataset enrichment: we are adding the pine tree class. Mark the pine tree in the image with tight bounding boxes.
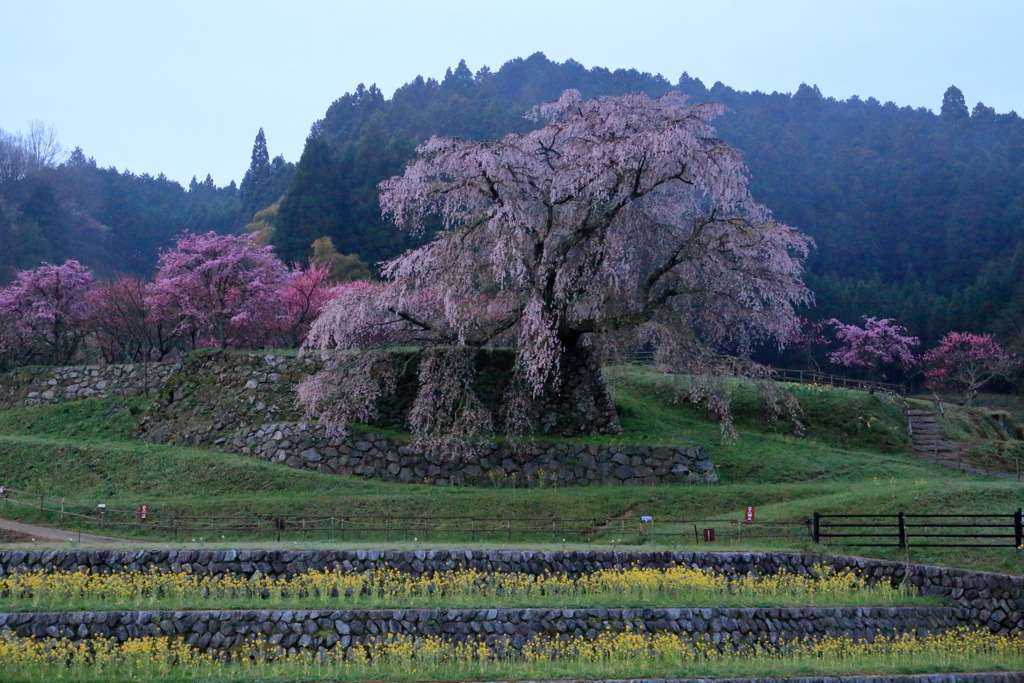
[940,85,969,120]
[240,128,272,219]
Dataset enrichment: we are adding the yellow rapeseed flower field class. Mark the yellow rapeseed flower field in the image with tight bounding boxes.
[0,562,922,611]
[0,627,1022,682]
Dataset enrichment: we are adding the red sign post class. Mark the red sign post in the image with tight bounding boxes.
[744,506,755,522]
[138,504,149,521]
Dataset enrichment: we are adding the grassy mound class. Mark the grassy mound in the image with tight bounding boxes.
[0,366,1022,573]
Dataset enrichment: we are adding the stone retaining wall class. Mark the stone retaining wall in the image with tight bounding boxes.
[1,550,1022,635]
[313,346,621,437]
[0,362,176,406]
[134,351,316,446]
[0,606,963,654]
[124,350,709,486]
[228,422,718,486]
[134,348,621,451]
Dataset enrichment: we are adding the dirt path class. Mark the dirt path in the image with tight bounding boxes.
[0,517,132,544]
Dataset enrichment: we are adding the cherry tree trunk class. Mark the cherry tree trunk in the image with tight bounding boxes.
[362,347,620,437]
[536,346,621,436]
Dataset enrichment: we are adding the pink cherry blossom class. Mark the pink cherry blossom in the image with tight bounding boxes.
[304,90,813,444]
[922,331,1017,404]
[276,261,338,348]
[87,276,177,362]
[0,260,94,366]
[147,231,289,349]
[827,316,919,379]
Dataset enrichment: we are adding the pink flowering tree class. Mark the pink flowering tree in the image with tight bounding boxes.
[147,231,289,349]
[299,281,483,444]
[922,332,1017,405]
[275,261,338,348]
[302,90,812,447]
[0,260,94,367]
[828,316,919,383]
[87,277,179,362]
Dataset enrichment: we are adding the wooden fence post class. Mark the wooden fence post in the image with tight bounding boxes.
[1015,509,1022,549]
[898,512,907,549]
[812,512,820,543]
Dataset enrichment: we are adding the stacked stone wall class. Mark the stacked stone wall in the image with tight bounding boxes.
[229,422,717,486]
[133,351,316,446]
[128,350,683,485]
[0,351,711,487]
[134,348,620,446]
[0,605,963,654]
[0,362,176,406]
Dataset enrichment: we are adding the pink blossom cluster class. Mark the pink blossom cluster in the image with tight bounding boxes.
[827,317,919,370]
[822,317,1017,401]
[921,331,1017,403]
[304,89,815,443]
[0,260,94,366]
[0,232,338,369]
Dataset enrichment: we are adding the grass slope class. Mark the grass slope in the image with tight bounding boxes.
[0,366,1022,573]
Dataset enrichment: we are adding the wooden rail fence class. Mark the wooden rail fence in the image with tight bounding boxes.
[5,486,1022,550]
[769,368,906,395]
[813,511,1024,549]
[132,514,809,545]
[0,488,804,544]
[628,356,906,395]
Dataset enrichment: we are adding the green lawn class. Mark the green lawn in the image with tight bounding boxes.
[1,365,1022,573]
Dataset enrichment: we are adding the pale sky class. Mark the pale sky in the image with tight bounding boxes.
[2,0,1021,187]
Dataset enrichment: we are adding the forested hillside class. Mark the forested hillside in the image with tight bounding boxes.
[3,53,1023,348]
[0,130,293,282]
[272,54,1024,346]
[0,154,242,280]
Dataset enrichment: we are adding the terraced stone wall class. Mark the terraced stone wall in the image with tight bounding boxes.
[0,605,963,654]
[0,351,703,486]
[131,350,673,485]
[0,362,175,406]
[135,348,621,448]
[228,422,718,486]
[133,351,316,446]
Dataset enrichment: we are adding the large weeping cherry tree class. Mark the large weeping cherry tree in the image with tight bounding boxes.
[301,90,813,452]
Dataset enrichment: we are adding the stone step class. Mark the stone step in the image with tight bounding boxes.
[907,404,946,461]
[928,459,966,469]
[914,447,956,454]
[920,450,955,458]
